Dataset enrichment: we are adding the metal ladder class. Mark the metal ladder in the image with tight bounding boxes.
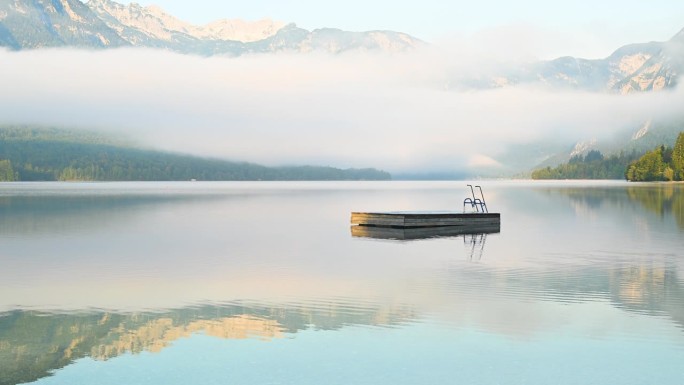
[463,184,488,213]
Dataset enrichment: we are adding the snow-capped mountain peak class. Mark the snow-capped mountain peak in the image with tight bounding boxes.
[86,0,285,42]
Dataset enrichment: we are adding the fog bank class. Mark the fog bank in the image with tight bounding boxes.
[1,46,682,173]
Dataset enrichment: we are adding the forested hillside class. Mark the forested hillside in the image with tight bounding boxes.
[0,127,391,181]
[532,132,684,181]
[531,150,642,180]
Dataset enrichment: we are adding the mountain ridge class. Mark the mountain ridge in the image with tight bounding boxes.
[490,35,681,93]
[0,0,423,54]
[0,0,679,90]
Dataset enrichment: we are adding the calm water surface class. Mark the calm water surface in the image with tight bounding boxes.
[1,181,683,385]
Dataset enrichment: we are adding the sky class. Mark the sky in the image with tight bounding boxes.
[123,0,684,58]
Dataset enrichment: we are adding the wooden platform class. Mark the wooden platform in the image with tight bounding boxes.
[351,223,500,240]
[351,211,500,228]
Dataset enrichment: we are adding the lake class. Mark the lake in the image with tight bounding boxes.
[1,181,683,385]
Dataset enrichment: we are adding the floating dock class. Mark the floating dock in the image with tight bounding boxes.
[350,185,499,240]
[351,211,500,229]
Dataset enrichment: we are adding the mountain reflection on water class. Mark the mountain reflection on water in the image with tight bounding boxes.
[2,261,683,385]
[0,181,683,385]
[0,302,417,385]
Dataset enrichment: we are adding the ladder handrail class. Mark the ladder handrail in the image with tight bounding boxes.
[475,185,488,213]
[463,185,488,213]
[467,184,476,201]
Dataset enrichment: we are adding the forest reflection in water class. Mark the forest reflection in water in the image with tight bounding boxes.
[0,181,683,385]
[537,182,684,230]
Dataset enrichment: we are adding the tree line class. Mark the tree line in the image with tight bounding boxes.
[0,127,391,181]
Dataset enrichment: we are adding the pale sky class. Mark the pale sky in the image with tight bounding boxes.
[121,0,684,58]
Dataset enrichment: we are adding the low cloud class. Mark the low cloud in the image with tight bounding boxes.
[1,46,682,173]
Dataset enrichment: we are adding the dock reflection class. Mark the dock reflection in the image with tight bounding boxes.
[350,224,500,241]
[351,225,500,261]
[464,233,489,261]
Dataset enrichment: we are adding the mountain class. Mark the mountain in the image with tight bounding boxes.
[87,0,284,43]
[0,0,679,81]
[0,0,128,49]
[249,23,421,54]
[613,29,684,93]
[1,0,678,86]
[492,29,684,93]
[0,0,423,54]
